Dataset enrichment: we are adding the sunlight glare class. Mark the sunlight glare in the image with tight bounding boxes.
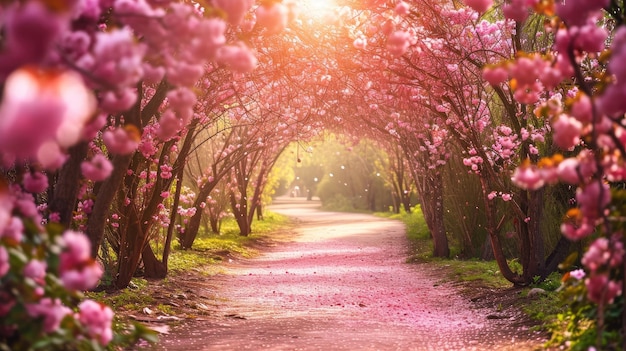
[297,0,337,20]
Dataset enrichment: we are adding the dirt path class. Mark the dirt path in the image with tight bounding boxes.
[150,198,547,350]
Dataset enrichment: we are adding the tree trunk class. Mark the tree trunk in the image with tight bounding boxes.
[209,213,220,234]
[417,171,449,258]
[85,153,133,258]
[256,204,264,221]
[521,187,546,282]
[49,142,88,228]
[142,244,167,279]
[114,203,147,288]
[181,180,218,248]
[161,167,185,273]
[479,176,525,285]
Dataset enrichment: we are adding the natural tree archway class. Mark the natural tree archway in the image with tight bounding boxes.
[2,0,626,349]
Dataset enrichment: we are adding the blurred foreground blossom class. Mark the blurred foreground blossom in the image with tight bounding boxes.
[0,67,96,169]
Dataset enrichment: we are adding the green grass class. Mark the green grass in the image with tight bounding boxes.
[89,278,154,313]
[441,258,511,288]
[165,212,289,273]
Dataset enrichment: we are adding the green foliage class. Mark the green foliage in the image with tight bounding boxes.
[523,292,563,324]
[1,221,153,351]
[275,136,394,211]
[442,155,488,258]
[319,193,359,212]
[532,272,562,292]
[545,270,624,350]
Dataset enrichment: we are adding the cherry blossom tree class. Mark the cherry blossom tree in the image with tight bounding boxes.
[474,0,626,347]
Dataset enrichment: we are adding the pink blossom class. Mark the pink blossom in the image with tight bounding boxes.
[387,31,411,57]
[60,230,92,264]
[0,191,13,234]
[190,18,227,61]
[61,263,103,291]
[0,68,95,166]
[216,43,258,74]
[139,138,158,157]
[0,1,68,77]
[59,230,103,291]
[0,246,9,277]
[482,66,508,86]
[582,237,624,272]
[561,218,594,241]
[23,171,48,193]
[49,212,61,223]
[570,269,585,280]
[160,191,170,198]
[213,0,254,25]
[395,1,410,16]
[81,154,113,181]
[160,164,173,179]
[501,193,513,201]
[511,165,544,190]
[556,0,609,27]
[15,193,38,219]
[256,3,288,35]
[167,88,196,119]
[103,126,140,155]
[502,0,529,22]
[75,0,102,20]
[353,37,368,50]
[77,300,114,345]
[464,0,492,13]
[25,298,72,333]
[571,94,593,124]
[557,158,581,184]
[487,191,497,200]
[113,0,164,18]
[79,199,94,214]
[142,63,166,85]
[574,23,608,53]
[82,113,107,140]
[585,274,622,304]
[156,110,182,141]
[166,61,204,87]
[23,259,47,284]
[2,216,24,243]
[552,114,582,150]
[576,181,611,220]
[89,28,146,88]
[100,89,138,114]
[37,141,68,170]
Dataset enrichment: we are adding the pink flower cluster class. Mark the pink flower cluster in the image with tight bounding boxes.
[59,230,103,291]
[77,300,114,345]
[0,68,96,169]
[483,53,566,104]
[581,236,624,304]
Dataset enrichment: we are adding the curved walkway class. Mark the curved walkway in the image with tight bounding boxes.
[152,198,546,350]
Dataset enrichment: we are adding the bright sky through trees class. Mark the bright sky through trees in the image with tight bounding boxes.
[296,0,337,22]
